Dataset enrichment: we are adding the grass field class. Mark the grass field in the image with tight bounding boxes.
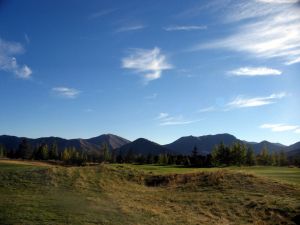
[0,159,300,225]
[114,164,300,186]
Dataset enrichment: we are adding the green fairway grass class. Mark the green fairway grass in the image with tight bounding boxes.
[228,166,300,186]
[0,160,300,225]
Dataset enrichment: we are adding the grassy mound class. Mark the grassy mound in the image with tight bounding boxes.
[0,161,300,225]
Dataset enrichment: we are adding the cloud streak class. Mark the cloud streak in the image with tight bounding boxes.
[260,123,299,132]
[164,25,207,31]
[198,106,216,113]
[156,112,201,126]
[122,47,172,82]
[52,87,80,99]
[228,67,282,76]
[257,0,299,4]
[295,129,300,134]
[194,0,300,65]
[227,92,286,108]
[116,25,145,33]
[0,38,32,79]
[88,9,116,20]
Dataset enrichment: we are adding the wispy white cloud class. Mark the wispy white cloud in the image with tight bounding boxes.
[260,123,299,132]
[116,25,145,33]
[156,112,201,126]
[0,38,32,79]
[88,9,116,20]
[122,47,172,82]
[227,92,286,108]
[164,25,207,31]
[285,57,300,65]
[295,129,300,134]
[194,0,300,65]
[160,120,200,126]
[198,106,216,113]
[228,67,282,76]
[52,87,80,99]
[156,112,170,120]
[257,0,299,4]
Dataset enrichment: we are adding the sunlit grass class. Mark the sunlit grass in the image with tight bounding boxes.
[0,160,299,225]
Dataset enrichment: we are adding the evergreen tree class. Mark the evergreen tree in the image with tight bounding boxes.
[230,142,246,166]
[221,144,231,166]
[49,142,59,160]
[191,145,199,166]
[18,139,32,159]
[168,154,175,165]
[110,149,117,163]
[246,147,256,166]
[116,151,124,163]
[158,153,169,165]
[7,149,15,158]
[258,146,269,165]
[146,153,154,164]
[274,151,280,166]
[0,144,5,158]
[270,152,277,166]
[102,144,111,162]
[125,148,134,163]
[39,144,49,160]
[184,156,191,166]
[192,146,198,157]
[61,148,71,163]
[211,145,220,166]
[279,150,288,166]
[81,152,88,165]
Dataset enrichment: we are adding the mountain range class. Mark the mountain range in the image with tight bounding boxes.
[0,133,299,157]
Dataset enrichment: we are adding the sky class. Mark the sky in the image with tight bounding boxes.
[0,0,299,145]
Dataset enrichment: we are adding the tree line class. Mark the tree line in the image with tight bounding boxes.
[0,140,88,166]
[210,142,289,167]
[0,139,299,167]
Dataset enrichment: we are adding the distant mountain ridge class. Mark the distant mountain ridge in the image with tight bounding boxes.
[0,133,299,156]
[165,134,289,155]
[164,134,238,155]
[0,134,130,154]
[116,138,171,156]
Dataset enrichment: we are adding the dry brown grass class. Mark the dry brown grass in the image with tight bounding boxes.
[0,159,56,167]
[0,161,300,225]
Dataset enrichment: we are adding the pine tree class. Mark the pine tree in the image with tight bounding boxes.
[0,144,5,158]
[41,144,49,160]
[191,145,199,166]
[116,152,124,163]
[211,145,220,166]
[62,148,71,163]
[274,151,280,166]
[146,153,154,164]
[279,150,288,166]
[18,139,32,159]
[231,142,246,166]
[158,153,168,165]
[246,147,256,166]
[125,148,134,163]
[102,144,111,162]
[258,146,269,165]
[49,142,59,160]
[270,152,277,166]
[192,146,198,157]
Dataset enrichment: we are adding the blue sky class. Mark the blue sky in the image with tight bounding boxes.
[0,0,299,145]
